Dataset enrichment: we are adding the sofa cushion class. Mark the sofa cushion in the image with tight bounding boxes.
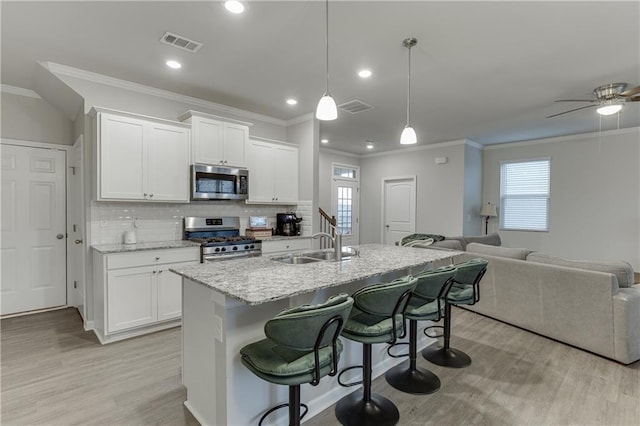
[466,243,532,260]
[464,233,502,247]
[526,252,634,288]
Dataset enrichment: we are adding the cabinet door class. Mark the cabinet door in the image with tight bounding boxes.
[193,117,224,165]
[107,266,157,332]
[273,145,299,203]
[99,113,146,200]
[223,123,248,167]
[247,141,275,202]
[156,266,185,321]
[148,123,190,202]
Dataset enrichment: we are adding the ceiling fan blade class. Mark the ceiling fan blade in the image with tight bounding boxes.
[619,85,640,98]
[546,104,597,118]
[553,99,597,103]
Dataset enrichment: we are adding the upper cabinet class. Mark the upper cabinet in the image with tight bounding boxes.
[247,139,299,204]
[179,111,252,167]
[91,107,191,202]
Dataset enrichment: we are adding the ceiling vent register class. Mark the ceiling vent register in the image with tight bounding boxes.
[338,99,374,114]
[160,32,203,53]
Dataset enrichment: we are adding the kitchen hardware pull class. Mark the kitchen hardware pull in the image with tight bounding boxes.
[56,234,65,239]
[155,257,160,261]
[144,193,148,197]
[75,239,83,244]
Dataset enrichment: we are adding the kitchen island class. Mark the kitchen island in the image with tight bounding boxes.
[171,244,463,426]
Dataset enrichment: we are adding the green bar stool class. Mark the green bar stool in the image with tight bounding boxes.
[240,294,354,426]
[385,265,457,394]
[422,258,488,368]
[335,275,418,426]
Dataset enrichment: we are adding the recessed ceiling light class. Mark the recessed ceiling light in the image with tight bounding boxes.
[366,142,374,149]
[358,69,372,78]
[225,1,245,14]
[321,139,329,144]
[286,99,298,105]
[166,60,182,69]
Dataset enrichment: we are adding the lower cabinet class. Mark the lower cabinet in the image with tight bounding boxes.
[92,247,199,343]
[262,238,312,256]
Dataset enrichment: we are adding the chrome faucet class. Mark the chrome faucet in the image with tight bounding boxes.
[312,231,342,261]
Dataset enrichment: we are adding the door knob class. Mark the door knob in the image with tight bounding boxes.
[56,234,65,239]
[75,239,83,244]
[385,225,390,228]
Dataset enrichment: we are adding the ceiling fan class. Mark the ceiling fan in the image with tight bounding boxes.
[546,82,640,118]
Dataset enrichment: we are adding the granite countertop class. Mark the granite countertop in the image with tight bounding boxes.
[171,244,463,306]
[92,240,200,254]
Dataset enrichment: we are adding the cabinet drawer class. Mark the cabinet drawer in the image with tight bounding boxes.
[262,239,311,255]
[107,248,200,270]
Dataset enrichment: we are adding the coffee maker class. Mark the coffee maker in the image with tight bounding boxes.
[276,213,302,236]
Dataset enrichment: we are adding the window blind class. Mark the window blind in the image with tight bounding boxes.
[499,159,550,231]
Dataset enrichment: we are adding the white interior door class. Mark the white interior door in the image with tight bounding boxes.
[68,137,86,319]
[332,178,359,246]
[1,144,67,315]
[382,176,416,245]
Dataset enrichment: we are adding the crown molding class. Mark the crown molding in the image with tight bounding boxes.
[361,138,474,159]
[319,147,362,158]
[484,126,640,150]
[41,62,288,127]
[286,112,315,126]
[1,84,41,99]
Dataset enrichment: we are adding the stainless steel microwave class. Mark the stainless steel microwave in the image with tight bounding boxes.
[191,164,249,201]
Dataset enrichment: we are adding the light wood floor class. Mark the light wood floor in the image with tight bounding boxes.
[2,307,639,426]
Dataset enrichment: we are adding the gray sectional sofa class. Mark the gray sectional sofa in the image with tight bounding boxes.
[454,243,640,364]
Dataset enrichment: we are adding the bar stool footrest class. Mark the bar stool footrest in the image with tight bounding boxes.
[423,325,444,339]
[337,365,364,387]
[258,402,308,426]
[386,342,410,358]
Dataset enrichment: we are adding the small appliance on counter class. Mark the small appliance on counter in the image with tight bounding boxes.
[123,230,137,245]
[276,213,302,236]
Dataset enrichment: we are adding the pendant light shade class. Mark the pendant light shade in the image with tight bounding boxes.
[400,37,418,145]
[400,125,417,145]
[316,93,338,120]
[316,0,337,121]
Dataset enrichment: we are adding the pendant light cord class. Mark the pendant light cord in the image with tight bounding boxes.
[325,0,330,94]
[406,43,411,126]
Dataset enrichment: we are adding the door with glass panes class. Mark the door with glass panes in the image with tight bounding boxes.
[331,164,359,246]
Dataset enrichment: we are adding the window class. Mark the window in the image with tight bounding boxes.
[336,186,353,235]
[333,166,357,179]
[499,159,550,231]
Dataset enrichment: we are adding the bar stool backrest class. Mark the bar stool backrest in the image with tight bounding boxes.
[453,258,488,286]
[264,293,354,351]
[352,276,418,316]
[413,265,457,300]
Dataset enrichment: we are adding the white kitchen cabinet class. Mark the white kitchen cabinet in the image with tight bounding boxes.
[92,246,199,343]
[247,139,299,204]
[262,238,311,255]
[91,107,191,202]
[179,110,251,167]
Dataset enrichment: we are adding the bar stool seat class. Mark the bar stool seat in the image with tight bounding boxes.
[241,294,354,426]
[385,265,457,395]
[422,258,488,368]
[335,275,417,426]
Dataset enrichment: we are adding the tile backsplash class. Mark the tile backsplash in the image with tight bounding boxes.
[90,200,313,245]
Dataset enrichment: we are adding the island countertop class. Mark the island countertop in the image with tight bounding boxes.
[171,244,463,305]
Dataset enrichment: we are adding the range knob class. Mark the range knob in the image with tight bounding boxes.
[244,245,250,250]
[221,247,227,252]
[214,247,221,252]
[232,246,238,251]
[250,244,255,249]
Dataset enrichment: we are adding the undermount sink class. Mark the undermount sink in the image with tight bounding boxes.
[271,250,354,265]
[271,255,323,264]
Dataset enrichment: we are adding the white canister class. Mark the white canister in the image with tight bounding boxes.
[124,230,137,245]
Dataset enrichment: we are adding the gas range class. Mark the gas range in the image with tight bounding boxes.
[184,217,262,262]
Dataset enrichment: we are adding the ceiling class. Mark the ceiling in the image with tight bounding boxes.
[2,1,639,155]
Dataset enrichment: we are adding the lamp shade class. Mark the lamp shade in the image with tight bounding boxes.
[316,94,338,121]
[480,203,497,217]
[400,125,417,145]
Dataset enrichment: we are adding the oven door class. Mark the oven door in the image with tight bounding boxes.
[191,164,248,200]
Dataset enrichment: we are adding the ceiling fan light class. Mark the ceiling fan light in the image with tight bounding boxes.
[596,103,623,115]
[316,94,338,120]
[400,125,417,145]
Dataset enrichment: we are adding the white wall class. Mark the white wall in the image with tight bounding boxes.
[359,141,479,244]
[483,127,640,269]
[1,92,73,145]
[463,143,483,235]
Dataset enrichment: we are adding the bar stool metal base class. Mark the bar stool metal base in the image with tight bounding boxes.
[385,362,441,394]
[335,392,399,426]
[421,346,471,368]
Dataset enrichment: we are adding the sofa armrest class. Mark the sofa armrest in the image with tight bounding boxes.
[612,285,640,364]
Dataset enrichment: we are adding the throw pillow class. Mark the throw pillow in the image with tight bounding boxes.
[466,243,531,260]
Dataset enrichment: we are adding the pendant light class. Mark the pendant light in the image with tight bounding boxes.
[316,0,337,121]
[400,37,417,145]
